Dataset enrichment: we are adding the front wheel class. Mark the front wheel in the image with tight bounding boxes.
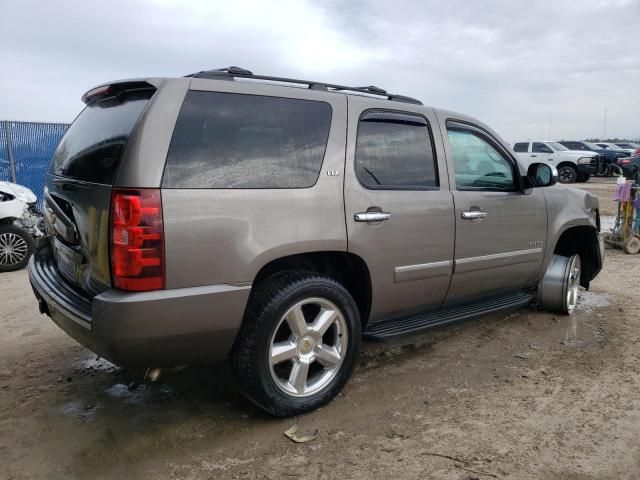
[0,225,35,272]
[231,271,361,417]
[557,165,578,184]
[539,254,581,314]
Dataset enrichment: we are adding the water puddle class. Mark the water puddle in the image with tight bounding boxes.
[576,290,611,313]
[59,399,102,423]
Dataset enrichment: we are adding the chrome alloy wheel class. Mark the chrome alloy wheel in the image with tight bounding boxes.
[564,255,581,314]
[0,232,28,267]
[268,297,348,397]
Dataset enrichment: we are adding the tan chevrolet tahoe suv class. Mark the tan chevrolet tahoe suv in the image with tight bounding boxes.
[29,67,604,417]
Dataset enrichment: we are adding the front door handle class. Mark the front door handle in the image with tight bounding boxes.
[531,155,537,157]
[461,210,487,220]
[354,212,391,222]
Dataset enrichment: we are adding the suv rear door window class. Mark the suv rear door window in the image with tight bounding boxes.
[355,111,438,189]
[513,142,529,153]
[50,90,153,184]
[532,142,553,153]
[163,91,332,189]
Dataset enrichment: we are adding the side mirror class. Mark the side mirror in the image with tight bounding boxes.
[526,162,557,187]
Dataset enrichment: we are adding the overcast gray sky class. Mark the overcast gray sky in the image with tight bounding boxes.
[1,0,638,141]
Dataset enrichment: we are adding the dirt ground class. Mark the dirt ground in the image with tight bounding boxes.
[1,181,639,480]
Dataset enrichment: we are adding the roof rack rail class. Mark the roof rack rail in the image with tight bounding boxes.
[185,67,423,105]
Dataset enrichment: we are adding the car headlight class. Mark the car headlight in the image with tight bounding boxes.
[577,157,594,165]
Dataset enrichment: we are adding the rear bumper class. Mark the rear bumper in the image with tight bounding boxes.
[28,255,251,367]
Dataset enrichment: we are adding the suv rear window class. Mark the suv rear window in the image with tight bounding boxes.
[163,91,332,189]
[50,90,152,184]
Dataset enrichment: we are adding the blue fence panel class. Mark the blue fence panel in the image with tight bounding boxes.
[0,123,10,182]
[1,121,69,209]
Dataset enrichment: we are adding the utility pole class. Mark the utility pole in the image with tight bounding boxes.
[603,108,607,140]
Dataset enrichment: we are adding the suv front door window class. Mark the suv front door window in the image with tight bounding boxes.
[448,128,515,190]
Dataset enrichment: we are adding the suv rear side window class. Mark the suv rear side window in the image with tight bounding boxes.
[355,111,438,190]
[163,91,332,189]
[50,90,153,184]
[532,142,553,153]
[513,142,529,153]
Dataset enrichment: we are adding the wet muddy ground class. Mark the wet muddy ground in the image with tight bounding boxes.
[1,184,639,479]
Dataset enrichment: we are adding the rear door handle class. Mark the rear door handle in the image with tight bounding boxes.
[461,210,487,220]
[354,212,391,222]
[531,155,537,157]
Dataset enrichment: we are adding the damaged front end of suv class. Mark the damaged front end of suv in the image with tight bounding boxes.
[0,181,44,271]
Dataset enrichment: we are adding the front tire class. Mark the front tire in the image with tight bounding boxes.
[539,254,581,314]
[231,271,361,417]
[558,165,578,184]
[0,225,35,272]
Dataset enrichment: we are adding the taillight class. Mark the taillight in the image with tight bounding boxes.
[110,188,164,291]
[620,159,632,164]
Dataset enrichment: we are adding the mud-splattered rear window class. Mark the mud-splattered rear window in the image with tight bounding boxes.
[162,91,332,189]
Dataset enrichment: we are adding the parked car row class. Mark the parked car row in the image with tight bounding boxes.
[596,142,640,155]
[513,139,639,183]
[513,140,599,183]
[560,141,630,177]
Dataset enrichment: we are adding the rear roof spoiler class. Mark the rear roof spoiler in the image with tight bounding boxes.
[81,79,160,104]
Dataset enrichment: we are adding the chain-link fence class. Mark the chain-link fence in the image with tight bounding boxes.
[0,121,69,209]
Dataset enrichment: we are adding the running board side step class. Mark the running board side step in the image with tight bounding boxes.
[363,290,535,342]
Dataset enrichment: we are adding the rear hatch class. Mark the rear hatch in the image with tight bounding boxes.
[43,82,155,296]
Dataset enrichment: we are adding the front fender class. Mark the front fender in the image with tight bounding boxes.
[540,186,601,276]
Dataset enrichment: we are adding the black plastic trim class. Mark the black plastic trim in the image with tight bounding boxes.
[363,290,534,341]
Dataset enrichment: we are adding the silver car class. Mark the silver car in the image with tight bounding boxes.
[29,67,604,416]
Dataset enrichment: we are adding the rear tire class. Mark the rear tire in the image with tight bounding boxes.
[231,271,361,417]
[0,225,35,272]
[558,165,578,184]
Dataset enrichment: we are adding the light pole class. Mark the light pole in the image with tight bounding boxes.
[603,108,607,140]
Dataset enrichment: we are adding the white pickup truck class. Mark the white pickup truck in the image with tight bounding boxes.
[513,141,598,183]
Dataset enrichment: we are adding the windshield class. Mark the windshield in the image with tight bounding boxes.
[50,90,152,184]
[546,142,568,151]
[616,143,637,149]
[583,142,601,150]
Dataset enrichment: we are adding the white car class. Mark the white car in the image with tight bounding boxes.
[0,181,43,271]
[512,141,598,184]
